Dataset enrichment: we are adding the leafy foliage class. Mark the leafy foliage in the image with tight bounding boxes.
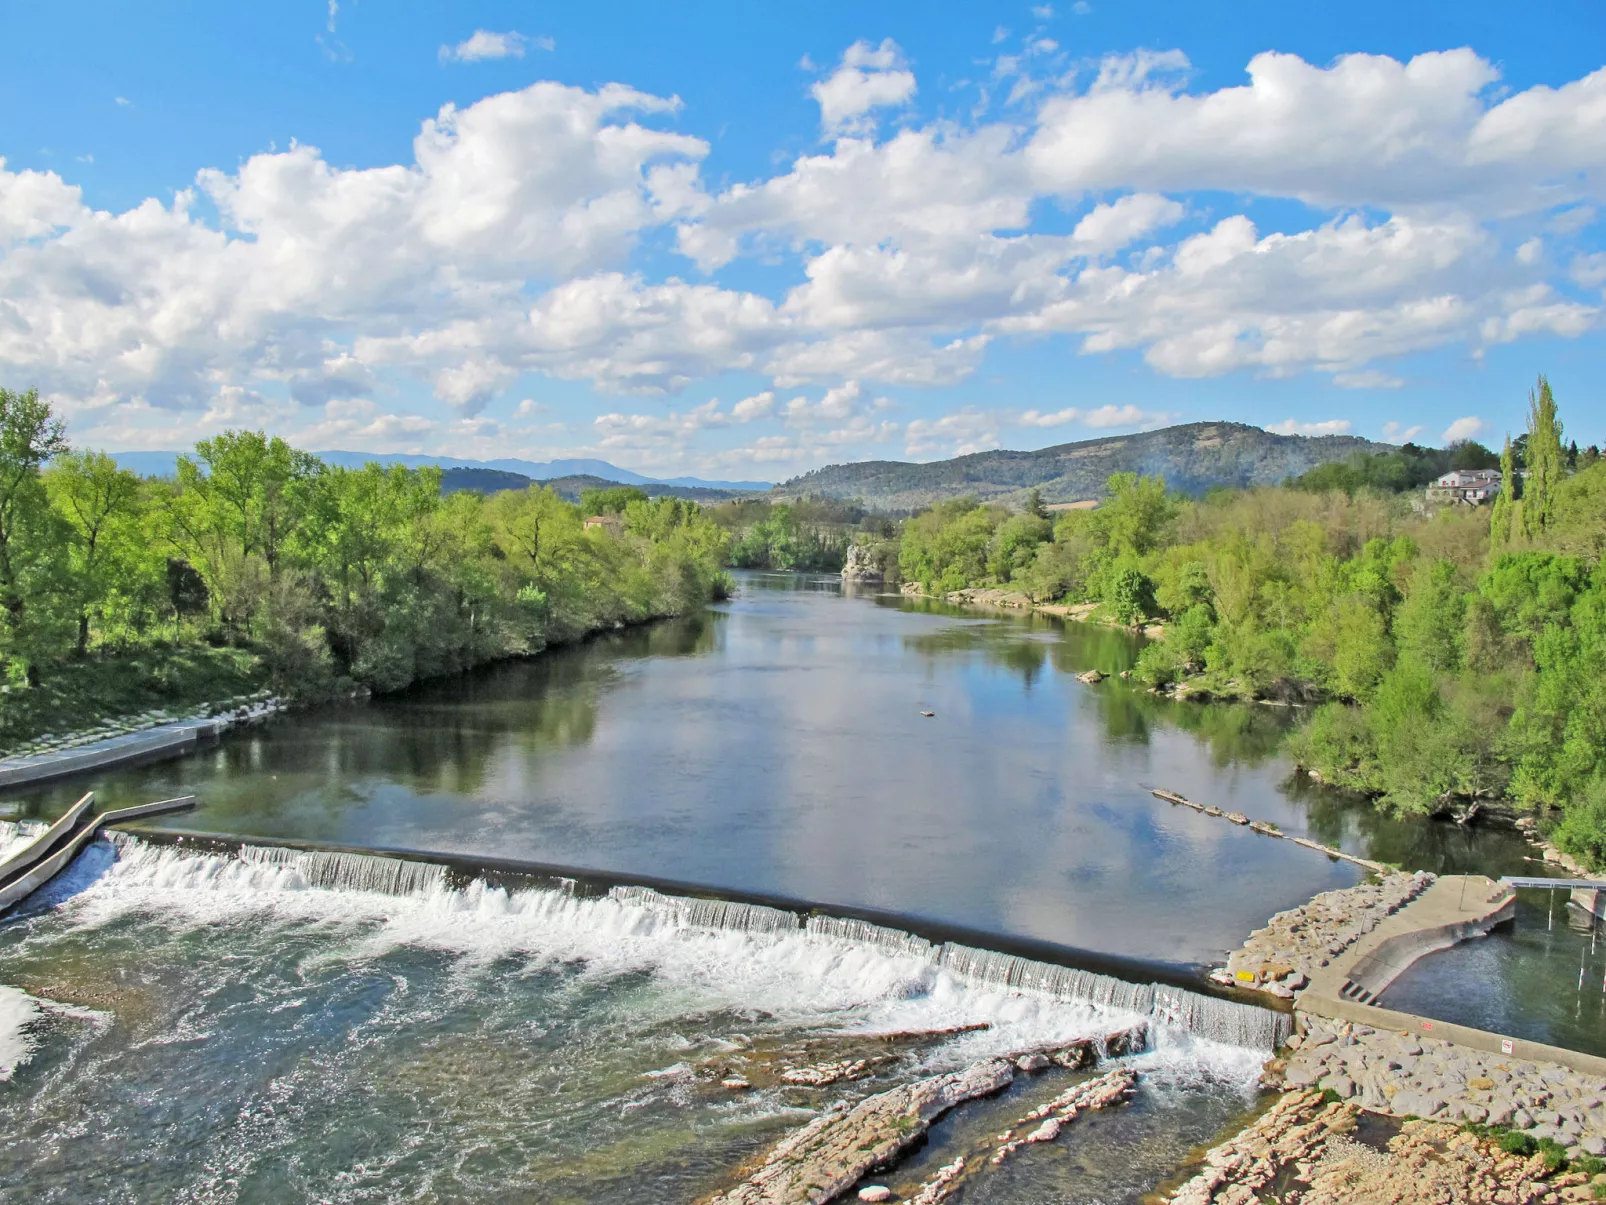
[892,377,1606,864]
[0,401,730,745]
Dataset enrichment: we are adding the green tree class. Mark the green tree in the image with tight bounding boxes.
[1394,558,1465,673]
[1489,434,1517,549]
[0,388,70,683]
[44,451,149,655]
[1522,375,1564,541]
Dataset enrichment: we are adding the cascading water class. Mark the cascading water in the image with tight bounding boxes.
[608,884,802,934]
[805,915,937,959]
[0,820,46,863]
[94,836,1287,1054]
[238,843,449,896]
[0,831,1285,1204]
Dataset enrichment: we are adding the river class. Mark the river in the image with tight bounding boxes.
[0,571,1595,1203]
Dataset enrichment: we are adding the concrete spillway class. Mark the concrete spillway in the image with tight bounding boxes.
[0,795,197,915]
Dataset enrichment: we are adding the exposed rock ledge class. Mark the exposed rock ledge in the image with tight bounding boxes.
[705,1025,1146,1205]
[705,1057,1016,1205]
[1277,1017,1606,1160]
[1163,1088,1605,1204]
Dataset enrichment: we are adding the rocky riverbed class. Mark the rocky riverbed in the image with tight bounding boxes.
[703,1026,1146,1205]
[1217,873,1434,998]
[1162,1087,1606,1204]
[1274,1017,1606,1160]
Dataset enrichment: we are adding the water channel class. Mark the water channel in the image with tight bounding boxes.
[0,571,1596,1203]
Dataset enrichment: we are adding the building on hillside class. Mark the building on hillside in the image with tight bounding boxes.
[1425,468,1502,506]
[583,514,624,535]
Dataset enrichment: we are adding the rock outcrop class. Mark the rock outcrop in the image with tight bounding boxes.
[1276,1017,1606,1160]
[841,544,885,583]
[1164,1088,1604,1204]
[705,1057,1015,1205]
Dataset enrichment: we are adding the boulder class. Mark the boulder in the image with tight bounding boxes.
[841,544,885,583]
[858,1189,893,1203]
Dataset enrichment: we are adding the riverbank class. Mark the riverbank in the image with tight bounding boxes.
[1160,1087,1606,1204]
[0,695,287,790]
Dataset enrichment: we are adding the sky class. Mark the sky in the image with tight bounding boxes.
[1,1,1603,483]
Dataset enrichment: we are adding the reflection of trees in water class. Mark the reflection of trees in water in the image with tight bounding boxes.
[203,612,725,798]
[897,609,1299,763]
[1289,775,1538,876]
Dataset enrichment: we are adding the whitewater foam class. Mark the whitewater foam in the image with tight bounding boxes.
[0,986,39,1081]
[0,819,46,864]
[63,837,1284,1063]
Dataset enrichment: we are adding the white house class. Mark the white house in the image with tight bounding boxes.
[1425,468,1502,505]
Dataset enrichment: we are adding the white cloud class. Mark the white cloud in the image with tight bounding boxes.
[114,96,131,107]
[439,30,551,64]
[1071,1,1092,13]
[1442,416,1486,442]
[1032,4,1054,18]
[811,39,917,134]
[1333,370,1404,389]
[1571,252,1606,288]
[1082,403,1171,428]
[1516,237,1544,265]
[1017,407,1081,427]
[732,390,776,421]
[1070,192,1185,254]
[1027,50,1606,216]
[1383,421,1424,441]
[1266,418,1354,436]
[905,407,1000,458]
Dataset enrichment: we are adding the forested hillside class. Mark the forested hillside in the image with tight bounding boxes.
[779,421,1389,510]
[0,389,730,748]
[888,379,1606,867]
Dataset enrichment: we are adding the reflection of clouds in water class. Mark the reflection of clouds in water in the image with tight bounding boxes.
[13,576,1359,967]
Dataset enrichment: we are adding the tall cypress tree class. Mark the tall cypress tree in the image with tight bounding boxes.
[1490,434,1516,548]
[1522,375,1563,540]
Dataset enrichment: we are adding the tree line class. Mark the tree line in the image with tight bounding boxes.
[0,389,729,728]
[888,377,1606,866]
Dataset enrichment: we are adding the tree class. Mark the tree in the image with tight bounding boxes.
[44,451,147,654]
[1522,376,1564,541]
[0,388,70,683]
[1489,434,1517,549]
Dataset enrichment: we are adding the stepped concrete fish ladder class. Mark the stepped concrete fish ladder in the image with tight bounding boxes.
[112,826,1292,1053]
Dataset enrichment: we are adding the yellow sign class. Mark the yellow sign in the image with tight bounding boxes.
[1235,970,1257,982]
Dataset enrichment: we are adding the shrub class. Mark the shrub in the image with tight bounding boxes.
[1499,1131,1537,1157]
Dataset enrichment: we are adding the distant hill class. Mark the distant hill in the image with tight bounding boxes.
[441,467,752,505]
[775,422,1393,511]
[104,449,770,492]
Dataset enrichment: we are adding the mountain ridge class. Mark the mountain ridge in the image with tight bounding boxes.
[101,449,771,492]
[773,422,1393,510]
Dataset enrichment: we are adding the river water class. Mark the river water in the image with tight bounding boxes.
[0,572,1592,1202]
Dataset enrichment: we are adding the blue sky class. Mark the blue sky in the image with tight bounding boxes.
[2,1,1602,482]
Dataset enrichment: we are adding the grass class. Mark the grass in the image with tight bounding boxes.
[0,643,268,754]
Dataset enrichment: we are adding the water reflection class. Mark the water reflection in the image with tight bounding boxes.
[0,573,1481,973]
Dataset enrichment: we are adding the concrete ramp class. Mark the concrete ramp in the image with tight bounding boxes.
[0,795,196,915]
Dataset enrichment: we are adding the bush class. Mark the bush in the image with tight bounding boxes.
[1537,1137,1569,1173]
[1499,1131,1537,1157]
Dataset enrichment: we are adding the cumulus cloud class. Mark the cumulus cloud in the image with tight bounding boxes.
[1266,418,1354,436]
[811,39,917,134]
[4,39,1605,475]
[905,407,1000,458]
[1383,421,1425,441]
[1026,49,1606,216]
[1443,416,1487,442]
[439,30,551,63]
[1015,403,1171,429]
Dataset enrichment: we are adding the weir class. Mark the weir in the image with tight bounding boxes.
[108,827,1292,1052]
